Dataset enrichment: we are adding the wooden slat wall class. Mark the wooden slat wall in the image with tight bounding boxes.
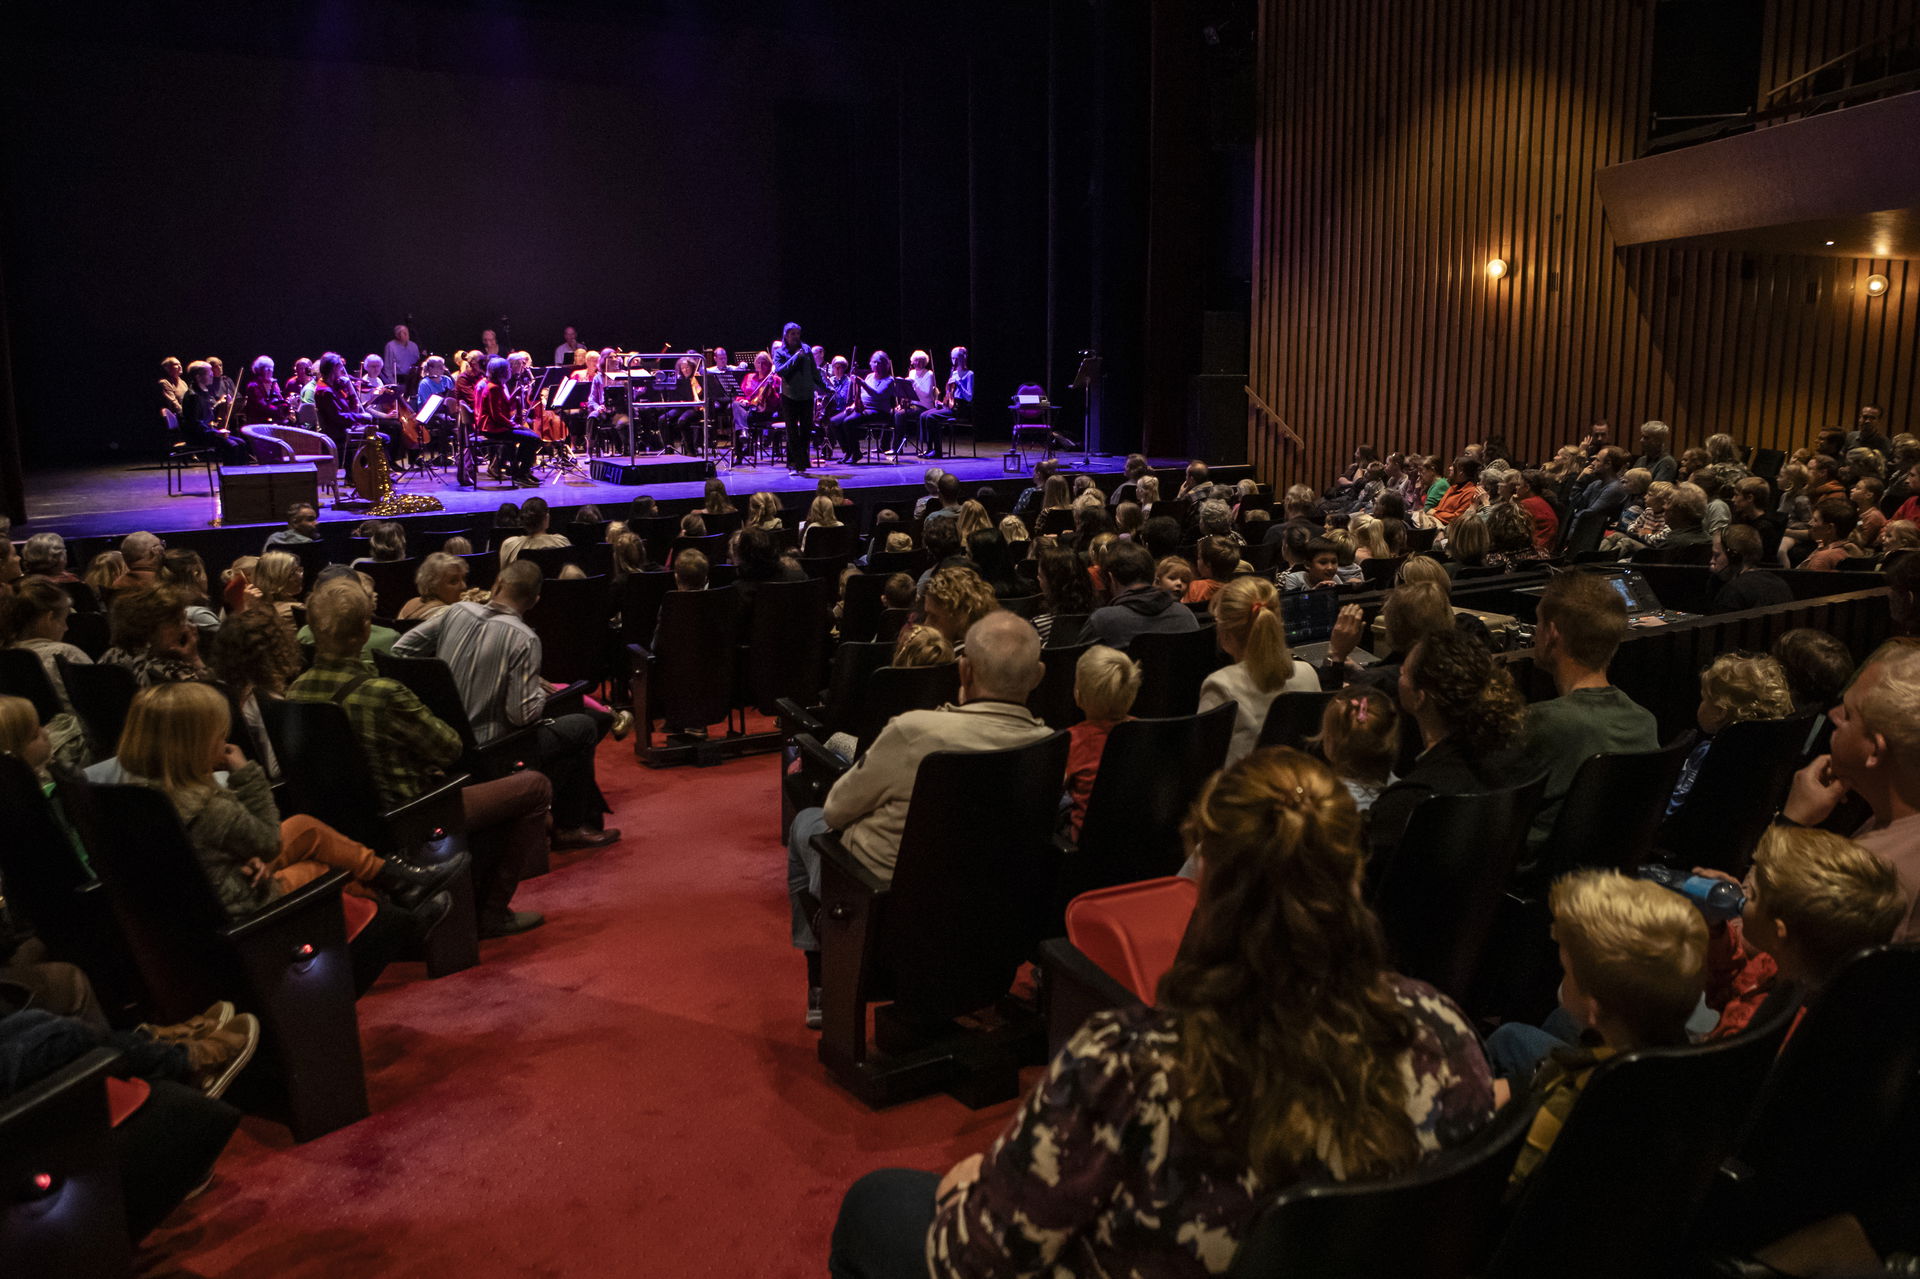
[1249,0,1920,492]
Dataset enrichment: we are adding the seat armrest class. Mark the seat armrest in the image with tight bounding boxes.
[543,680,593,720]
[1039,936,1142,1056]
[796,733,851,782]
[474,724,543,777]
[383,774,471,848]
[815,830,889,1069]
[226,869,352,942]
[816,831,890,899]
[775,697,826,739]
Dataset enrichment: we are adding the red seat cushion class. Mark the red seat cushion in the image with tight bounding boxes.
[106,1076,151,1127]
[1065,876,1199,1004]
[342,893,376,941]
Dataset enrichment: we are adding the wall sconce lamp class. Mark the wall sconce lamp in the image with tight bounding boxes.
[1865,274,1890,297]
[1485,258,1509,280]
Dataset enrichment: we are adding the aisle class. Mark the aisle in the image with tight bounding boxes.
[144,744,1018,1278]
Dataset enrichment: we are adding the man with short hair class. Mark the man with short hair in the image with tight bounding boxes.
[1729,476,1786,560]
[553,326,581,367]
[264,502,319,551]
[113,532,164,589]
[1794,497,1859,571]
[1520,572,1659,851]
[391,560,619,849]
[292,578,554,937]
[785,611,1052,1024]
[1783,640,1920,939]
[1078,540,1200,649]
[921,473,964,526]
[912,467,946,521]
[382,324,421,385]
[1012,459,1059,524]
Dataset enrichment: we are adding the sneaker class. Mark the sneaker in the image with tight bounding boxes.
[185,1013,261,1100]
[140,1000,234,1042]
[610,710,635,741]
[480,909,547,939]
[806,986,824,1030]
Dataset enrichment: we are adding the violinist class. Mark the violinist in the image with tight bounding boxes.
[355,355,406,454]
[897,349,939,459]
[919,345,971,459]
[475,355,539,487]
[507,350,535,415]
[283,357,315,404]
[414,355,457,410]
[823,356,865,463]
[454,350,486,413]
[240,355,290,425]
[207,356,236,405]
[180,359,250,464]
[569,348,604,452]
[313,350,391,462]
[731,350,780,443]
[845,351,901,465]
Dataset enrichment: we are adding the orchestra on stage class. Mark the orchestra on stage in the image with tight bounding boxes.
[159,322,979,495]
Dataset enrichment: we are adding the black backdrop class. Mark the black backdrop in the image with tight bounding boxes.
[1,0,1053,467]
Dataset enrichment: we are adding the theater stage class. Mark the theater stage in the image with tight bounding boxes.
[17,443,1245,542]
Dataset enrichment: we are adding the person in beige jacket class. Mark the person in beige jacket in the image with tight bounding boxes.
[787,610,1050,1026]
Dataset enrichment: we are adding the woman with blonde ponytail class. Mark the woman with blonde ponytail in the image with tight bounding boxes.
[832,748,1496,1277]
[1201,575,1319,764]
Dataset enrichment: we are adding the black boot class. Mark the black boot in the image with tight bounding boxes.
[375,851,471,909]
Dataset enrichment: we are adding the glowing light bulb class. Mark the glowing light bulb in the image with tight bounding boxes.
[1866,274,1890,297]
[1485,258,1509,280]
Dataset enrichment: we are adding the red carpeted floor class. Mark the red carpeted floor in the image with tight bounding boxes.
[141,743,1023,1278]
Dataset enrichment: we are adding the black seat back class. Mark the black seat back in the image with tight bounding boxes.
[820,642,895,731]
[1228,1099,1537,1279]
[0,649,63,723]
[1713,944,1920,1242]
[1072,704,1236,892]
[1488,998,1799,1279]
[745,576,831,714]
[1535,736,1695,880]
[0,1048,132,1279]
[1256,690,1338,751]
[56,658,137,759]
[524,574,611,684]
[612,571,677,647]
[839,571,890,644]
[875,607,913,644]
[1041,612,1090,648]
[851,662,961,756]
[800,523,855,559]
[670,532,732,565]
[1660,713,1818,875]
[1028,641,1090,729]
[653,586,739,729]
[516,543,610,579]
[357,557,420,619]
[1373,774,1548,1005]
[370,650,483,759]
[257,699,389,849]
[881,731,1072,1018]
[63,612,110,660]
[1130,625,1221,718]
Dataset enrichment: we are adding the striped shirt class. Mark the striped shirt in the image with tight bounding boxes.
[390,601,545,746]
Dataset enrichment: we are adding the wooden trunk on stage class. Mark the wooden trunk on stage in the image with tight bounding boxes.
[219,463,318,525]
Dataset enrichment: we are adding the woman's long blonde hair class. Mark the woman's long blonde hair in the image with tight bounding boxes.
[118,681,229,795]
[1212,575,1294,692]
[1160,748,1420,1185]
[806,495,841,528]
[253,551,303,603]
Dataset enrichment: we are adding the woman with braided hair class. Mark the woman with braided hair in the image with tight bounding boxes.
[830,747,1496,1278]
[1366,627,1532,860]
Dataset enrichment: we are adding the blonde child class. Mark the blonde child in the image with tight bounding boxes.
[1311,686,1400,811]
[1063,645,1141,838]
[1668,653,1797,815]
[1200,576,1319,765]
[1154,556,1194,599]
[1503,870,1707,1187]
[822,627,954,763]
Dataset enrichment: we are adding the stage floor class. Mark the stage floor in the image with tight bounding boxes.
[18,441,1175,539]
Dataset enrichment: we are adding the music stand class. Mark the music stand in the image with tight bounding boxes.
[1071,351,1103,465]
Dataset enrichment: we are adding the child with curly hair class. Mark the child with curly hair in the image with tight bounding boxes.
[1667,652,1797,816]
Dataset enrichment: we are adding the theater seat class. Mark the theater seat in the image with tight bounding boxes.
[0,1049,131,1279]
[1064,876,1199,1003]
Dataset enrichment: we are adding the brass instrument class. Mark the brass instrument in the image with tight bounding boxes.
[351,417,444,515]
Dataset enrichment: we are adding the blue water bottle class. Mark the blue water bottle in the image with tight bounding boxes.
[1637,865,1746,923]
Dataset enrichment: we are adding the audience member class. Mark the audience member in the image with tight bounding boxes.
[1668,653,1796,815]
[1367,628,1530,859]
[1077,541,1198,650]
[1062,645,1140,839]
[1782,640,1920,938]
[251,550,304,625]
[294,567,397,655]
[1430,457,1483,525]
[786,612,1050,1024]
[672,548,709,591]
[1310,686,1400,811]
[1770,628,1854,712]
[1521,573,1658,849]
[499,498,571,566]
[1279,536,1342,592]
[830,749,1494,1278]
[1183,536,1240,605]
[112,532,164,590]
[1708,524,1792,613]
[1201,576,1318,765]
[293,577,553,937]
[101,585,211,686]
[919,565,999,649]
[20,532,74,581]
[401,552,471,620]
[209,608,301,777]
[0,578,92,767]
[391,560,619,850]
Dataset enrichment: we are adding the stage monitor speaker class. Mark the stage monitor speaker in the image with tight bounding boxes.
[1185,375,1246,464]
[1200,310,1248,375]
[219,463,317,526]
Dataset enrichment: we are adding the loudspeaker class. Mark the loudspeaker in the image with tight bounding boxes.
[1200,310,1249,374]
[219,464,317,526]
[1184,375,1246,463]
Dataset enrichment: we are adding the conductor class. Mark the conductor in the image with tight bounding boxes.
[773,322,827,477]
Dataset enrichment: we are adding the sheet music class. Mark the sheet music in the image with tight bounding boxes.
[417,393,444,425]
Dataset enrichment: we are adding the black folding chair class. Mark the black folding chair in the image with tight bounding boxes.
[56,658,138,760]
[813,731,1072,1107]
[633,586,740,751]
[1658,714,1820,875]
[1229,1100,1539,1279]
[356,557,421,620]
[1372,774,1549,1010]
[0,648,63,723]
[1062,704,1236,902]
[1487,997,1800,1279]
[1130,625,1222,718]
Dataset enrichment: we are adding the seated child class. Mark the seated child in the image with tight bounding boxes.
[679,512,706,538]
[1280,537,1343,592]
[884,531,913,554]
[1504,869,1707,1188]
[881,572,916,612]
[823,626,954,763]
[1669,653,1797,815]
[674,549,709,591]
[1311,686,1399,811]
[1182,536,1241,607]
[1063,645,1141,839]
[1153,555,1195,599]
[1696,825,1904,1041]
